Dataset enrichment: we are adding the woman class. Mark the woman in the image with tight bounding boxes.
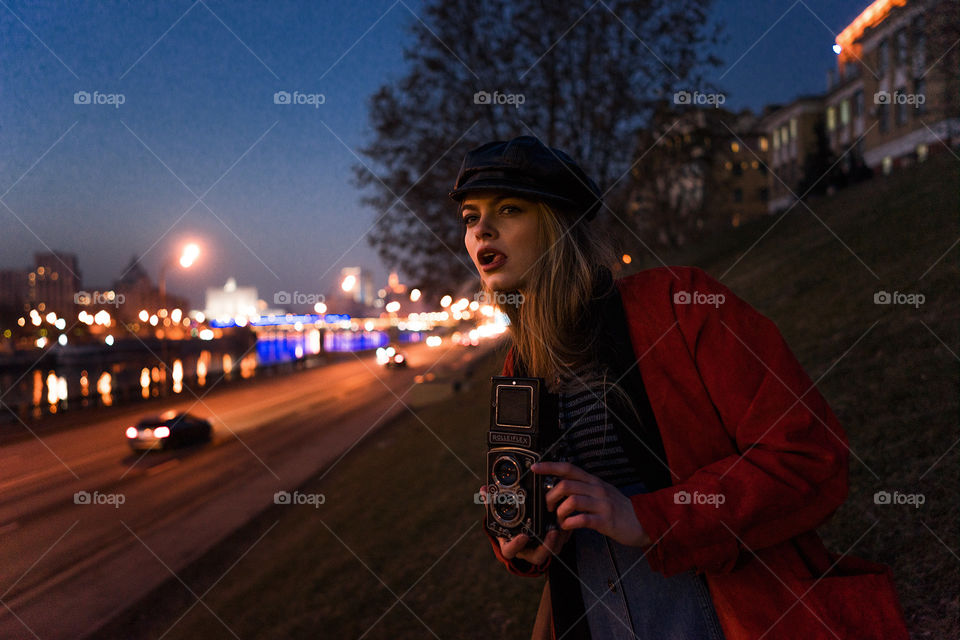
[450,136,910,640]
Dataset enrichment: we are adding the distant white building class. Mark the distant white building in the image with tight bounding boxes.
[204,278,261,322]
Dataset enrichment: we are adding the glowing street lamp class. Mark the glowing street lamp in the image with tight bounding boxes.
[159,242,202,311]
[341,274,357,292]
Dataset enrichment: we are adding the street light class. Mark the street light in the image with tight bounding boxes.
[158,243,202,312]
[157,243,201,394]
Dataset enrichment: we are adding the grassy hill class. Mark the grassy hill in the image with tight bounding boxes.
[99,154,958,639]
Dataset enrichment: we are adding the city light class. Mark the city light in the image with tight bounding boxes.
[832,44,842,55]
[440,295,452,308]
[385,301,400,313]
[179,243,200,268]
[341,274,357,292]
[410,288,421,302]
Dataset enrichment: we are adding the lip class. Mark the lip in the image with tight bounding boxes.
[476,246,508,272]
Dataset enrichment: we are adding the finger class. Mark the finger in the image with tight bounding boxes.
[499,534,529,559]
[556,494,603,521]
[545,479,597,511]
[518,545,550,566]
[558,512,599,532]
[531,461,594,483]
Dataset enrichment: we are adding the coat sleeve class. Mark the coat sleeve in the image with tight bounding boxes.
[629,267,850,577]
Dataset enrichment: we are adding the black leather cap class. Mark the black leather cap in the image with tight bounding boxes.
[449,136,602,222]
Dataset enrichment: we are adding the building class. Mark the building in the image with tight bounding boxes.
[339,267,375,306]
[27,251,82,317]
[829,0,959,174]
[710,110,771,226]
[204,278,261,323]
[0,268,30,314]
[112,255,189,323]
[757,96,825,213]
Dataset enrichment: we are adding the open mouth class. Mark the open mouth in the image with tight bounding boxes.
[478,249,507,271]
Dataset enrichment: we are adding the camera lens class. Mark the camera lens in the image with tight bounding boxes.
[494,498,519,523]
[493,457,520,486]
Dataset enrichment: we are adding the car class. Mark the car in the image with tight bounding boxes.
[125,410,212,451]
[376,344,408,368]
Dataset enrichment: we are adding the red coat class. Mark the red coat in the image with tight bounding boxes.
[485,266,910,639]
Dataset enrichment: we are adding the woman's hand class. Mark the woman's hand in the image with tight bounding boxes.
[479,484,572,565]
[534,461,652,547]
[496,528,572,566]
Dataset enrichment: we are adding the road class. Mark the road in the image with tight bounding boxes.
[0,340,492,639]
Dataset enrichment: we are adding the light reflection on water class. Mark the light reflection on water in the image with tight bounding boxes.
[8,329,397,420]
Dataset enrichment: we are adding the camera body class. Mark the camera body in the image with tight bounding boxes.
[485,376,562,542]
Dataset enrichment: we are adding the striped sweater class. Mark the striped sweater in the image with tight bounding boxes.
[555,361,646,489]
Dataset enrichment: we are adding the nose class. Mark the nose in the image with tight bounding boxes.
[473,212,496,239]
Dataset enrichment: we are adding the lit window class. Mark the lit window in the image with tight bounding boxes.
[827,107,836,131]
[840,100,850,125]
[759,136,768,152]
[882,156,893,175]
[789,118,797,139]
[916,144,928,162]
[730,142,740,153]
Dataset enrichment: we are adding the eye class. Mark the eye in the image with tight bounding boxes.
[499,205,521,215]
[461,213,479,225]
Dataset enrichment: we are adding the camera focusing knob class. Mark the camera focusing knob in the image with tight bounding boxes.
[543,476,557,492]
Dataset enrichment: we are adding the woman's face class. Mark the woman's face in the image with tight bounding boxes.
[462,192,542,292]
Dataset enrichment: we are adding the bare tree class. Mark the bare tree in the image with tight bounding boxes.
[353,0,723,297]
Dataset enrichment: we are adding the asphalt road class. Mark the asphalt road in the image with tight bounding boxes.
[0,340,492,639]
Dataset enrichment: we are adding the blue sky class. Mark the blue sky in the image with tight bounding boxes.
[0,0,870,309]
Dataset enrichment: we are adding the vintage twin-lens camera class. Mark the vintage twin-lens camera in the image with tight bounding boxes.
[484,376,562,542]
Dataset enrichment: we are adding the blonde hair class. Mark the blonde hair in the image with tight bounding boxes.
[483,201,623,397]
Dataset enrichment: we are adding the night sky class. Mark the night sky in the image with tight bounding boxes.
[0,0,870,310]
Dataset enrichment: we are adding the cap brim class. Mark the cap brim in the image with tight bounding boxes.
[448,181,580,210]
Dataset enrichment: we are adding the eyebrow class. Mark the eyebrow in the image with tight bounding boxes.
[460,196,518,212]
